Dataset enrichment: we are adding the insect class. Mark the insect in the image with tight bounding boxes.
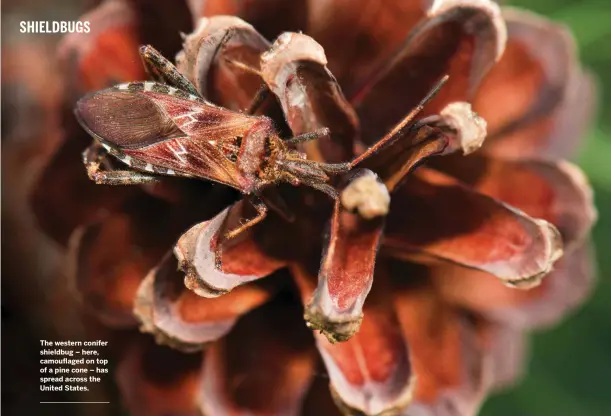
[76,45,447,247]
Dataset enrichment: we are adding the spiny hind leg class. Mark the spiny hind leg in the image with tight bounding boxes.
[83,142,160,185]
[139,44,201,97]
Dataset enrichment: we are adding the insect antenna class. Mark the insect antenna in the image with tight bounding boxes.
[224,58,263,77]
[350,74,449,167]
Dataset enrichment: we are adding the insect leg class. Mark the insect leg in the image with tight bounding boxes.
[209,29,270,114]
[214,26,263,76]
[285,128,331,145]
[87,169,161,186]
[222,57,270,114]
[317,162,351,174]
[223,197,268,240]
[139,44,201,97]
[83,141,106,164]
[245,84,271,115]
[349,74,449,167]
[259,189,295,222]
[299,179,340,200]
[83,142,160,186]
[214,197,269,270]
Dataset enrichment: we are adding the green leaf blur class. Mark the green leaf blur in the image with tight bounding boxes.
[481,1,611,415]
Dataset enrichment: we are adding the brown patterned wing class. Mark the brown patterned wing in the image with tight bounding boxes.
[75,82,259,190]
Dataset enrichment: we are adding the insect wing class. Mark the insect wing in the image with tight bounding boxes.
[75,82,256,189]
[75,85,185,149]
[122,135,245,188]
[145,88,257,139]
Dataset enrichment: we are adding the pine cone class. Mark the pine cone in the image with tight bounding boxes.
[30,1,597,415]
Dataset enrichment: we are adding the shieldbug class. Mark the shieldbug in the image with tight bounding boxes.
[75,45,447,245]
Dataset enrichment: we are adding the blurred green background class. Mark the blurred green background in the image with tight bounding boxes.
[482,0,611,415]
